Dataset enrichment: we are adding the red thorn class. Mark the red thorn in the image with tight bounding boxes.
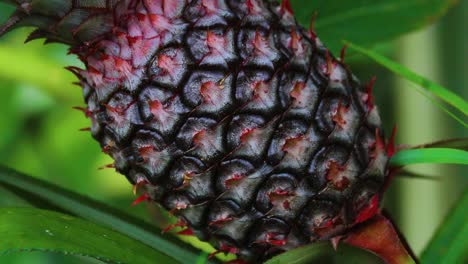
[374,128,385,152]
[340,44,348,63]
[282,200,291,210]
[176,228,194,236]
[326,160,350,191]
[332,100,350,128]
[240,127,256,144]
[102,145,113,154]
[131,193,150,206]
[365,76,377,110]
[98,163,115,170]
[308,11,318,40]
[209,244,239,259]
[79,127,91,131]
[224,173,245,189]
[280,0,294,15]
[162,219,187,233]
[209,217,234,227]
[72,106,93,118]
[355,194,380,224]
[387,125,398,158]
[325,50,334,76]
[256,233,287,246]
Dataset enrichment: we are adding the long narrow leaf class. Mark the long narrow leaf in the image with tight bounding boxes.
[0,207,173,264]
[345,41,468,116]
[290,0,456,54]
[0,166,212,264]
[390,148,468,167]
[420,191,468,263]
[265,242,382,264]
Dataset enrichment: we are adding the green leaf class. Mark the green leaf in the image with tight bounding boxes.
[0,166,213,264]
[390,148,468,167]
[420,191,468,263]
[345,41,468,117]
[290,0,456,54]
[0,207,173,264]
[265,242,382,264]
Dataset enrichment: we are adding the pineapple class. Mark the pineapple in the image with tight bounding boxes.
[1,0,393,262]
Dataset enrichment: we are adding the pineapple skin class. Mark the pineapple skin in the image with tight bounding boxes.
[1,0,390,262]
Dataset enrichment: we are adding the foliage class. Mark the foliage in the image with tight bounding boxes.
[0,0,466,264]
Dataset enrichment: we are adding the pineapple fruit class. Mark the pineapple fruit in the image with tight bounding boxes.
[1,0,394,262]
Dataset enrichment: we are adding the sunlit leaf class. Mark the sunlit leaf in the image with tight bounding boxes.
[390,148,468,167]
[420,191,468,263]
[0,166,213,264]
[0,207,173,264]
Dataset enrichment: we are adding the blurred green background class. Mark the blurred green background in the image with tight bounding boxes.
[0,1,466,263]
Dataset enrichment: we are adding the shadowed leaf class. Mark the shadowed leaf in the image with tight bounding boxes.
[0,166,215,264]
[420,191,468,263]
[290,0,456,54]
[0,207,174,264]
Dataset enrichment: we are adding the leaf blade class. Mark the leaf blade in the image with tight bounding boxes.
[290,0,456,53]
[0,207,173,264]
[0,166,210,264]
[390,148,468,167]
[420,191,468,263]
[345,41,468,116]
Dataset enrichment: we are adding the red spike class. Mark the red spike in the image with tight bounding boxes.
[98,163,115,170]
[192,129,207,146]
[326,160,350,191]
[79,127,91,131]
[224,173,245,189]
[176,228,194,236]
[280,0,294,15]
[340,44,349,63]
[162,219,187,234]
[374,128,385,152]
[354,194,380,224]
[257,233,287,246]
[281,135,305,153]
[72,106,93,118]
[308,11,318,40]
[131,193,150,206]
[282,200,291,210]
[239,127,256,144]
[332,100,350,128]
[102,145,113,154]
[387,125,398,158]
[365,76,377,110]
[209,217,234,227]
[324,50,334,76]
